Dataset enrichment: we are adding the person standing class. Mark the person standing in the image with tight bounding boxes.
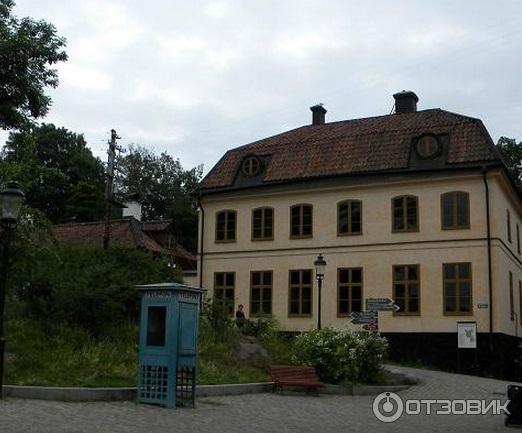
[235,304,246,328]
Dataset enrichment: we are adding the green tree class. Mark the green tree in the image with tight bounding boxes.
[117,145,203,251]
[1,123,105,222]
[0,0,67,130]
[497,137,522,186]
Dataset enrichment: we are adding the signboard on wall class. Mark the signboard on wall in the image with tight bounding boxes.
[457,321,477,349]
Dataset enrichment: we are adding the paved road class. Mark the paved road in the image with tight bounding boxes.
[0,366,516,433]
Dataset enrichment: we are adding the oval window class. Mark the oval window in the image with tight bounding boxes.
[242,156,261,176]
[416,135,441,159]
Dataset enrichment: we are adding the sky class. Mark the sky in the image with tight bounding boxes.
[4,0,522,174]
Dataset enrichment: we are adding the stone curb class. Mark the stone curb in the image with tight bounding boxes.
[3,379,414,401]
[3,382,273,402]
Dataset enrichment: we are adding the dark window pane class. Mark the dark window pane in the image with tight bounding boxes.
[457,193,469,226]
[394,267,405,281]
[394,283,405,298]
[253,228,262,238]
[290,271,300,285]
[147,306,166,347]
[459,296,471,312]
[351,299,362,312]
[408,298,419,312]
[408,284,419,297]
[339,286,349,300]
[252,272,261,286]
[459,281,471,298]
[445,282,456,297]
[264,272,272,285]
[442,194,453,228]
[215,273,224,286]
[352,286,362,300]
[339,300,348,314]
[302,285,311,301]
[226,273,234,286]
[351,269,362,283]
[339,269,349,283]
[339,203,348,234]
[290,286,300,301]
[458,263,470,279]
[302,271,312,285]
[407,266,418,280]
[263,288,272,301]
[301,301,311,315]
[290,301,299,314]
[445,296,456,312]
[251,287,261,301]
[395,298,405,312]
[444,264,456,279]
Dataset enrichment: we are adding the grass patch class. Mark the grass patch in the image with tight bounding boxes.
[4,315,292,387]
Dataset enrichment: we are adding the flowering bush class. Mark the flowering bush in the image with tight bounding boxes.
[292,328,388,384]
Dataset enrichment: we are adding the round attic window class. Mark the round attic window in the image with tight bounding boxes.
[242,156,261,177]
[416,135,441,159]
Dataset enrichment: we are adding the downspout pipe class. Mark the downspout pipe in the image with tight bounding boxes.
[198,197,205,289]
[482,167,494,352]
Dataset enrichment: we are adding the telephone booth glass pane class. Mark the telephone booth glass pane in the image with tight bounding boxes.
[147,306,167,346]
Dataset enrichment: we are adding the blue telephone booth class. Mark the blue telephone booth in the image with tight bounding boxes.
[136,282,204,408]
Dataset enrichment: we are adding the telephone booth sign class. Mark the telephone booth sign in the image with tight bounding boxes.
[136,282,204,408]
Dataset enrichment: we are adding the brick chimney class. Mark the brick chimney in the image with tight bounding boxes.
[393,91,418,114]
[310,104,327,125]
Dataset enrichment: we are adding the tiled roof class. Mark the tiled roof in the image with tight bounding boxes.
[53,219,164,253]
[142,220,173,232]
[200,109,500,191]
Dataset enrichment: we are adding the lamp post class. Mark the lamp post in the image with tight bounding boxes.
[0,182,25,398]
[314,254,326,330]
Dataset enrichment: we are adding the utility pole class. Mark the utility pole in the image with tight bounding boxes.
[103,129,122,250]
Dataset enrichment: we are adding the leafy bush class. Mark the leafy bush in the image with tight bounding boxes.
[241,316,279,340]
[292,328,388,384]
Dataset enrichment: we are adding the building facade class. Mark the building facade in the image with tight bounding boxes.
[198,92,522,378]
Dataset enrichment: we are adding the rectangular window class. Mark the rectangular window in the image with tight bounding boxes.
[250,271,272,316]
[338,268,363,315]
[214,272,235,315]
[443,263,472,315]
[393,265,420,315]
[216,210,236,242]
[338,200,362,235]
[252,207,274,240]
[288,270,312,316]
[441,191,470,229]
[290,205,313,238]
[146,306,167,347]
[392,196,418,232]
[510,271,514,321]
[507,209,512,243]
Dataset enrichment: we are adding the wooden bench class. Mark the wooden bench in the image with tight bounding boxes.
[270,365,324,394]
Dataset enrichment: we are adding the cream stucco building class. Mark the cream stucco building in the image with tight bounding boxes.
[197,91,522,377]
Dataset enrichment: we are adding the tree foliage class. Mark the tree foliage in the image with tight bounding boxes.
[497,136,522,186]
[9,210,179,335]
[1,123,106,222]
[117,145,203,251]
[0,0,67,130]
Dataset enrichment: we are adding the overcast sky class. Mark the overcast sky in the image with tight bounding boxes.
[4,1,522,173]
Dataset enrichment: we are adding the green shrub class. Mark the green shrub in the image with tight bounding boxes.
[14,243,177,335]
[292,328,388,384]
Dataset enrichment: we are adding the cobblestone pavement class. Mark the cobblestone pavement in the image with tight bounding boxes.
[0,366,516,433]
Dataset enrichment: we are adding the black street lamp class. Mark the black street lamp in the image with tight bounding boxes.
[314,254,326,330]
[0,182,24,398]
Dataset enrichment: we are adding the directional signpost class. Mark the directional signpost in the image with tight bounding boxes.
[366,298,400,313]
[350,311,378,325]
[350,298,400,332]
